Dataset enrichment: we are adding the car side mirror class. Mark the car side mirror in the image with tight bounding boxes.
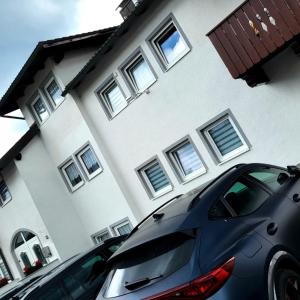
[277,173,290,185]
[287,166,300,177]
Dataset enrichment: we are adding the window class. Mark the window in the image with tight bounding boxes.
[97,78,128,119]
[44,77,63,107]
[63,254,106,299]
[165,138,206,182]
[0,178,11,206]
[30,95,50,124]
[112,219,133,236]
[31,281,69,300]
[137,158,172,198]
[210,178,270,218]
[92,230,111,245]
[199,112,250,163]
[147,15,191,70]
[120,49,156,94]
[105,233,194,298]
[76,145,102,180]
[248,168,290,192]
[61,160,84,192]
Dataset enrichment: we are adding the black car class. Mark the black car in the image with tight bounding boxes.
[97,163,300,300]
[13,235,127,300]
[0,275,41,300]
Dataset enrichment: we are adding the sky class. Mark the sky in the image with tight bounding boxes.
[0,0,123,157]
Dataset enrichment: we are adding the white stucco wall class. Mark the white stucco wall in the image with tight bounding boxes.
[74,0,300,218]
[0,163,58,279]
[17,49,137,241]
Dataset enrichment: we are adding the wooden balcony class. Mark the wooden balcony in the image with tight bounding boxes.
[207,0,300,87]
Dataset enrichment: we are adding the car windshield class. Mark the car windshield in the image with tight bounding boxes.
[104,233,195,297]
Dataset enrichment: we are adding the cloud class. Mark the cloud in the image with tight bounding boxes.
[75,0,123,32]
[0,0,123,157]
[0,118,28,158]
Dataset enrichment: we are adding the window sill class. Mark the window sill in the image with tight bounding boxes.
[68,181,85,193]
[161,48,191,72]
[85,168,104,181]
[108,100,130,120]
[131,79,157,99]
[217,147,251,166]
[0,198,12,208]
[150,186,173,201]
[50,97,66,112]
[181,169,207,185]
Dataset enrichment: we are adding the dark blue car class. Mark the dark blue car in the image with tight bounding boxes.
[96,163,300,300]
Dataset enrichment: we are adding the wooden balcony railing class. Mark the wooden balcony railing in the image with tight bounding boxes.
[207,0,300,87]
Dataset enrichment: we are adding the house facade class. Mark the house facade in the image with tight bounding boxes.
[1,0,300,279]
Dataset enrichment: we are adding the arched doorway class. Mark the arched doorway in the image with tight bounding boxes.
[12,230,47,275]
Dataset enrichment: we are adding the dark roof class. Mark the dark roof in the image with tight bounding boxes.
[62,0,154,96]
[0,124,39,170]
[0,26,118,116]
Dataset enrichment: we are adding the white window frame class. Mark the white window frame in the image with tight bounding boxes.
[138,158,172,199]
[60,160,84,192]
[30,93,50,125]
[121,49,157,95]
[97,78,129,119]
[203,115,249,163]
[166,139,206,183]
[92,229,111,245]
[43,76,64,109]
[150,19,190,70]
[76,145,103,180]
[111,220,133,236]
[0,178,12,207]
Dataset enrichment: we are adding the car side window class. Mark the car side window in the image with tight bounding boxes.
[30,281,69,300]
[224,180,270,216]
[248,168,290,192]
[210,178,270,218]
[63,254,106,299]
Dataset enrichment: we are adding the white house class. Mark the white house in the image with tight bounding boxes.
[1,0,300,279]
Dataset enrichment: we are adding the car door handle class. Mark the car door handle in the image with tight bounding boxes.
[267,222,278,235]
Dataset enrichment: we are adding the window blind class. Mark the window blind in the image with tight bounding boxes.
[208,119,243,156]
[105,83,127,114]
[145,163,170,192]
[130,57,155,91]
[173,142,203,176]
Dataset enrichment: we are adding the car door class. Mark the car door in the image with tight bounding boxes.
[234,166,300,257]
[27,279,70,300]
[61,252,108,300]
[201,166,294,277]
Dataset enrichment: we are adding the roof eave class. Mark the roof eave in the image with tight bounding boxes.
[0,124,39,171]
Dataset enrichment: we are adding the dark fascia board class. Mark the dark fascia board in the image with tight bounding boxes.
[0,124,39,171]
[0,26,118,116]
[62,0,154,97]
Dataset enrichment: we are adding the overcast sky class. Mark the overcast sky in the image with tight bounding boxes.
[0,0,123,157]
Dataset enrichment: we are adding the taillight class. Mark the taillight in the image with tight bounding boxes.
[144,257,235,300]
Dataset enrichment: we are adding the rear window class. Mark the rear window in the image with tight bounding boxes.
[104,233,195,297]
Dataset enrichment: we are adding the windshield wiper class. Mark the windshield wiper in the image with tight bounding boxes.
[124,275,163,290]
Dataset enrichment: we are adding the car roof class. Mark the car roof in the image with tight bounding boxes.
[109,163,287,261]
[13,236,126,299]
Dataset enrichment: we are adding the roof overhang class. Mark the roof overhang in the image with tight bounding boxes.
[0,26,118,116]
[62,0,154,96]
[0,124,39,171]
